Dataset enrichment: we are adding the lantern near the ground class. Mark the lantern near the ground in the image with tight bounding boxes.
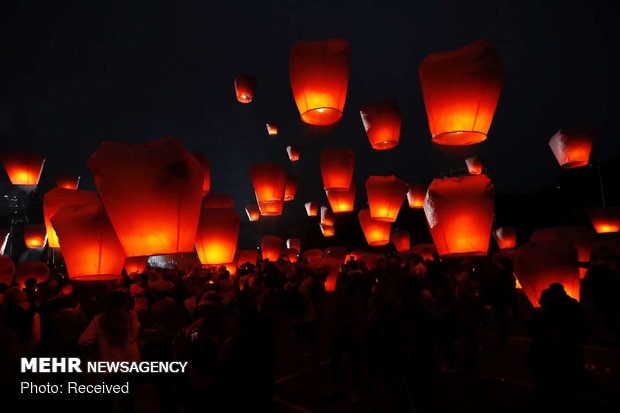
[326,182,356,214]
[0,152,45,186]
[202,192,234,209]
[281,248,299,263]
[266,122,278,136]
[321,147,354,191]
[407,184,426,209]
[237,250,258,267]
[289,38,350,125]
[419,40,503,145]
[235,74,257,104]
[88,137,203,257]
[410,243,437,260]
[549,128,593,169]
[530,226,593,278]
[52,201,126,281]
[44,188,100,248]
[16,262,50,287]
[261,236,283,262]
[320,206,336,226]
[303,248,323,262]
[193,153,211,195]
[285,175,300,201]
[0,229,9,255]
[366,175,408,222]
[245,205,260,222]
[124,256,149,274]
[195,207,239,266]
[305,201,319,216]
[424,174,495,257]
[589,207,620,234]
[287,145,300,162]
[493,227,517,250]
[320,224,335,237]
[465,156,483,175]
[0,255,14,285]
[24,225,47,248]
[287,238,302,253]
[391,230,411,252]
[514,240,580,307]
[358,209,391,246]
[249,163,287,216]
[56,174,80,190]
[360,99,401,150]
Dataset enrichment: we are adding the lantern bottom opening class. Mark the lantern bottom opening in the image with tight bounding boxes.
[439,251,488,258]
[432,131,487,146]
[561,160,589,169]
[237,95,253,104]
[70,274,121,282]
[301,107,343,126]
[370,140,399,150]
[367,240,390,247]
[258,201,284,216]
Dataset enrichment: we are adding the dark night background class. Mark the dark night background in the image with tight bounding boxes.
[0,0,619,252]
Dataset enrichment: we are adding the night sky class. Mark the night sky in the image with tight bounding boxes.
[1,0,619,248]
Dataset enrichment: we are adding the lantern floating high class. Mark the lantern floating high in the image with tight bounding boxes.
[0,152,45,186]
[465,156,483,175]
[261,236,283,262]
[124,256,149,274]
[0,255,15,285]
[320,206,336,226]
[289,38,350,125]
[285,175,300,202]
[358,209,391,246]
[589,207,620,234]
[24,224,47,248]
[195,207,240,266]
[391,230,411,253]
[245,204,260,222]
[407,184,426,209]
[549,128,593,169]
[305,201,319,217]
[235,74,257,104]
[44,188,101,248]
[320,224,335,237]
[56,174,80,190]
[193,153,211,196]
[366,175,408,222]
[16,262,50,287]
[286,145,300,162]
[287,238,302,253]
[419,40,503,146]
[202,192,234,209]
[424,174,495,257]
[321,148,354,191]
[493,227,517,250]
[326,182,356,214]
[249,163,287,216]
[264,122,278,137]
[360,99,401,150]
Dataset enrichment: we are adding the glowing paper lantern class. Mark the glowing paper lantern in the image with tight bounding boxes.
[266,123,278,136]
[360,99,401,150]
[235,74,257,103]
[320,148,354,191]
[589,207,620,234]
[16,262,50,287]
[305,201,319,216]
[44,188,100,249]
[465,156,483,175]
[0,229,10,255]
[193,154,211,195]
[530,226,593,278]
[320,206,336,226]
[424,174,495,257]
[0,152,45,186]
[286,238,301,253]
[320,224,335,237]
[245,205,260,222]
[326,182,356,213]
[493,227,517,250]
[549,128,593,169]
[261,236,283,262]
[284,175,300,202]
[249,163,287,216]
[302,248,323,262]
[391,230,411,252]
[202,192,234,209]
[358,209,391,246]
[289,38,350,125]
[195,207,239,265]
[514,240,580,307]
[419,40,503,145]
[88,137,203,257]
[24,225,47,248]
[0,255,15,285]
[407,184,426,209]
[286,145,300,162]
[52,201,126,281]
[366,175,408,222]
[124,256,149,274]
[56,174,80,190]
[409,243,437,260]
[281,248,299,263]
[237,250,258,267]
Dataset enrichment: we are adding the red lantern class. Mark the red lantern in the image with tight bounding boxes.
[261,236,282,262]
[303,249,323,262]
[266,123,278,136]
[407,184,426,209]
[286,145,300,162]
[237,250,258,267]
[124,256,149,274]
[235,74,257,103]
[245,204,260,222]
[549,128,593,169]
[320,206,336,226]
[305,201,319,217]
[44,188,100,248]
[148,253,200,272]
[514,240,580,307]
[88,137,203,257]
[589,207,620,234]
[24,225,47,248]
[0,255,14,285]
[287,238,302,253]
[320,224,335,237]
[289,38,350,125]
[285,175,300,202]
[202,192,234,209]
[465,156,483,175]
[391,230,411,252]
[193,153,211,195]
[493,227,517,250]
[52,201,126,281]
[249,163,287,216]
[358,209,391,246]
[409,243,437,260]
[530,226,593,278]
[281,248,299,263]
[56,174,80,190]
[366,175,408,222]
[360,99,401,150]
[16,262,50,287]
[424,174,495,257]
[0,228,10,255]
[419,40,503,145]
[321,148,354,191]
[326,182,356,213]
[0,152,45,186]
[195,207,239,265]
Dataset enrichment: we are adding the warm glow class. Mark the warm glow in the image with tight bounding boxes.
[284,175,300,201]
[56,174,80,190]
[549,128,593,169]
[358,209,391,246]
[409,243,437,260]
[391,231,411,252]
[245,204,261,222]
[202,192,234,209]
[320,223,335,237]
[530,226,593,278]
[303,248,323,262]
[24,224,47,248]
[493,227,517,250]
[16,262,50,287]
[286,238,302,253]
[250,163,287,216]
[235,74,257,103]
[195,207,239,265]
[0,256,15,285]
[124,256,149,274]
[360,99,401,150]
[281,248,299,263]
[286,145,300,162]
[44,188,100,248]
[237,250,258,267]
[407,184,426,209]
[305,201,319,216]
[0,152,45,186]
[320,206,336,226]
[193,153,211,195]
[266,122,278,136]
[366,175,408,222]
[261,235,283,262]
[465,156,483,175]
[320,147,355,191]
[589,207,620,233]
[326,182,356,213]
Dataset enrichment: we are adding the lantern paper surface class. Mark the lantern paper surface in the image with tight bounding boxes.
[320,206,336,226]
[320,224,335,237]
[0,255,15,285]
[261,236,283,262]
[287,238,302,253]
[195,207,240,265]
[16,261,50,286]
[202,192,234,209]
[465,156,483,175]
[305,201,319,216]
[391,231,411,252]
[366,175,408,222]
[589,207,620,234]
[124,256,149,274]
[358,209,391,246]
[56,174,80,190]
[44,188,100,248]
[407,184,426,209]
[24,225,47,248]
[530,227,593,278]
[245,205,260,222]
[0,152,45,186]
[237,250,258,267]
[285,175,300,201]
[250,163,287,216]
[321,148,354,191]
[409,243,437,260]
[281,248,299,263]
[326,182,356,213]
[286,145,300,162]
[193,153,211,195]
[548,128,593,169]
[266,123,278,136]
[302,248,323,262]
[235,74,257,103]
[360,99,402,150]
[493,227,517,250]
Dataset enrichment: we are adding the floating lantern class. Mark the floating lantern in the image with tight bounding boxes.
[24,225,47,248]
[326,182,356,213]
[0,255,14,285]
[360,99,401,150]
[44,188,100,248]
[419,40,503,145]
[424,174,495,257]
[124,256,149,274]
[202,192,234,209]
[0,228,10,255]
[287,238,302,253]
[281,248,299,263]
[320,224,335,237]
[409,243,437,260]
[193,153,211,195]
[261,236,283,262]
[589,207,620,234]
[56,174,80,190]
[548,128,593,169]
[0,152,45,186]
[234,74,257,103]
[266,122,278,136]
[284,175,300,201]
[303,248,323,262]
[366,175,408,222]
[320,206,336,226]
[195,207,239,265]
[407,184,426,209]
[493,227,517,250]
[465,156,483,175]
[305,201,319,216]
[320,148,354,191]
[391,230,411,252]
[237,250,258,267]
[530,226,593,278]
[286,145,300,162]
[358,209,391,246]
[16,262,50,287]
[245,204,260,222]
[249,163,287,216]
[289,38,350,125]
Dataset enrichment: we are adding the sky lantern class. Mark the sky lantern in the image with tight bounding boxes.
[287,238,302,253]
[289,38,350,126]
[0,255,15,285]
[320,223,335,237]
[514,240,580,307]
[321,147,354,191]
[326,182,356,213]
[234,74,257,103]
[360,99,402,150]
[193,153,211,196]
[261,235,282,262]
[465,156,483,175]
[202,192,234,209]
[24,224,47,248]
[391,230,411,252]
[245,204,260,222]
[89,137,203,257]
[0,229,10,255]
[407,184,426,209]
[320,206,336,226]
[286,145,300,162]
[281,248,299,263]
[56,174,80,190]
[548,128,593,169]
[237,250,258,267]
[124,256,149,274]
[284,174,300,201]
[52,201,126,281]
[358,208,391,246]
[303,249,323,262]
[493,227,517,250]
[530,226,593,278]
[43,188,100,249]
[0,152,45,186]
[249,162,287,216]
[266,122,278,136]
[419,40,503,146]
[424,174,495,257]
[195,207,239,266]
[305,201,319,216]
[366,175,408,222]
[409,243,437,260]
[589,207,620,234]
[16,262,50,287]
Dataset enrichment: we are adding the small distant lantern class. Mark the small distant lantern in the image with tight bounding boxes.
[326,182,356,213]
[24,224,47,248]
[360,99,401,150]
[320,206,336,226]
[366,175,408,222]
[321,148,355,191]
[193,153,211,195]
[237,250,258,267]
[407,184,426,209]
[493,227,517,250]
[284,175,300,201]
[320,224,335,237]
[261,235,283,262]
[44,188,100,249]
[249,163,287,216]
[0,152,45,186]
[245,204,260,222]
[287,238,302,253]
[465,156,483,175]
[391,230,411,252]
[16,262,50,287]
[549,128,593,169]
[305,201,319,217]
[358,209,391,246]
[56,174,80,190]
[589,207,620,234]
[286,145,300,162]
[266,122,278,136]
[195,207,239,266]
[124,256,149,274]
[235,74,257,103]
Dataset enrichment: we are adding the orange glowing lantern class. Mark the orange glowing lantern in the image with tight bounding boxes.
[320,148,354,191]
[286,145,300,162]
[391,230,411,252]
[530,226,593,278]
[493,227,517,250]
[245,204,260,222]
[261,236,283,262]
[237,250,258,267]
[424,174,495,257]
[407,184,426,209]
[358,209,391,246]
[88,137,203,257]
[419,40,503,145]
[124,256,149,274]
[24,225,47,248]
[0,255,15,285]
[235,74,257,103]
[202,192,234,209]
[366,175,408,222]
[0,228,10,255]
[360,99,401,150]
[193,153,211,195]
[320,224,335,237]
[266,122,278,136]
[285,175,300,202]
[549,128,593,169]
[303,249,323,262]
[289,38,350,125]
[409,243,437,260]
[326,182,356,213]
[589,207,620,234]
[514,240,580,307]
[52,201,126,281]
[287,238,302,253]
[320,206,336,226]
[281,248,299,263]
[56,174,80,190]
[195,207,239,265]
[305,201,319,216]
[0,152,45,186]
[249,163,287,216]
[16,262,50,287]
[44,188,100,249]
[465,156,483,175]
